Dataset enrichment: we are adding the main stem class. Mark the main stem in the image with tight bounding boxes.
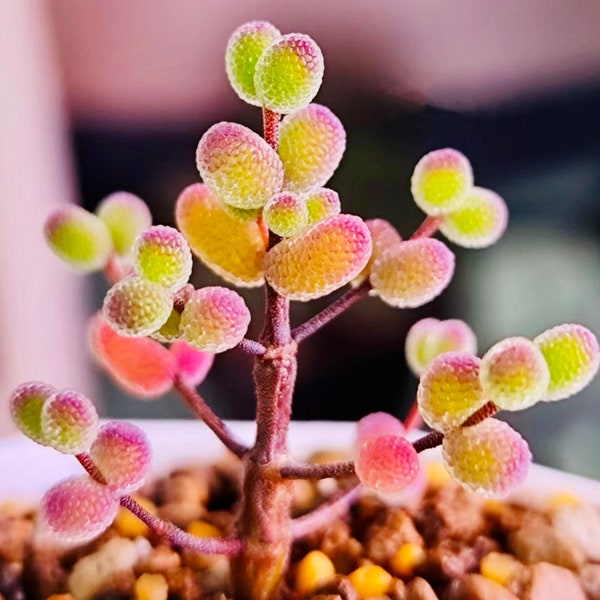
[232,108,297,600]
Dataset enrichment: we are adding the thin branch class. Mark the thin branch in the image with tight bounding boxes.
[413,430,444,453]
[402,395,422,431]
[236,338,267,356]
[410,215,444,240]
[76,453,243,556]
[461,400,498,426]
[173,376,249,458]
[262,108,280,149]
[291,483,361,540]
[119,495,243,556]
[292,280,371,344]
[279,460,355,480]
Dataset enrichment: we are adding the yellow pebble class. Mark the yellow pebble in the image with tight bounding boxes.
[483,499,504,516]
[480,552,521,587]
[113,496,156,538]
[425,462,451,488]
[134,573,168,600]
[295,550,336,595]
[347,564,393,599]
[389,543,426,578]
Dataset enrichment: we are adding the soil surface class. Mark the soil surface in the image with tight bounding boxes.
[2,456,600,600]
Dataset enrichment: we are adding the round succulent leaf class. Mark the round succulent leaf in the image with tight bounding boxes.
[41,389,99,454]
[264,214,372,301]
[39,476,119,544]
[355,435,420,495]
[9,382,56,445]
[254,33,324,113]
[411,149,474,216]
[170,341,215,388]
[534,324,600,401]
[175,184,267,287]
[352,218,402,287]
[103,276,173,337]
[180,287,251,353]
[439,187,508,248]
[442,419,531,498]
[90,421,152,494]
[133,225,192,291]
[96,192,152,256]
[480,337,549,411]
[278,104,346,193]
[417,352,487,433]
[44,205,112,272]
[356,412,405,446]
[89,315,176,398]
[263,191,308,237]
[303,188,341,224]
[225,20,282,105]
[196,122,284,209]
[405,318,477,377]
[369,238,455,308]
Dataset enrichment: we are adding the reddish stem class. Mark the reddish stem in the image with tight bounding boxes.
[292,280,372,344]
[291,483,361,540]
[413,430,444,453]
[103,255,130,284]
[410,215,444,239]
[173,376,249,458]
[402,395,422,431]
[237,338,267,356]
[262,108,280,150]
[461,400,498,426]
[279,460,355,480]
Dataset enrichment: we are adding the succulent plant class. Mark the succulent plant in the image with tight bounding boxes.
[10,19,600,600]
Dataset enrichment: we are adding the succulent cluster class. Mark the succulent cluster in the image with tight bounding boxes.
[8,18,600,600]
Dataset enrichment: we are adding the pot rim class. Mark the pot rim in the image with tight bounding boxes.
[1,419,599,507]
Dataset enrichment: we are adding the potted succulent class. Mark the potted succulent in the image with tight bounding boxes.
[2,19,600,600]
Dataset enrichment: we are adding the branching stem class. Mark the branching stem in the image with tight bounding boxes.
[291,483,361,540]
[292,280,371,344]
[237,338,267,356]
[173,376,249,458]
[410,215,444,239]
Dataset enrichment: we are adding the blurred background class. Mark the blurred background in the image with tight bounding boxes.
[1,0,600,477]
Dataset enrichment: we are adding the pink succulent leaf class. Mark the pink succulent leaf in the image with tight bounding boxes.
[303,188,341,224]
[442,419,532,498]
[170,340,215,387]
[196,122,284,210]
[9,382,56,446]
[439,187,508,248]
[180,287,251,353]
[103,275,173,337]
[39,476,119,545]
[95,191,152,257]
[89,314,176,399]
[369,238,455,308]
[356,412,406,446]
[225,21,282,106]
[264,214,372,301]
[44,205,113,272]
[133,225,193,291]
[254,34,324,114]
[40,389,99,455]
[263,191,309,238]
[278,104,346,193]
[534,323,600,402]
[90,422,152,494]
[405,318,477,377]
[175,183,267,287]
[480,337,549,411]
[410,148,473,216]
[355,435,421,495]
[417,352,487,433]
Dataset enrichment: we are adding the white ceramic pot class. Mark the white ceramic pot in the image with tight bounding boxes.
[1,420,600,508]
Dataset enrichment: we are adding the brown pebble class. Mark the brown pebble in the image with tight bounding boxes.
[405,577,439,600]
[448,574,519,600]
[364,508,423,566]
[164,567,203,600]
[312,575,358,600]
[579,564,600,600]
[319,522,363,574]
[135,545,181,575]
[508,519,585,570]
[0,517,33,563]
[521,562,586,600]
